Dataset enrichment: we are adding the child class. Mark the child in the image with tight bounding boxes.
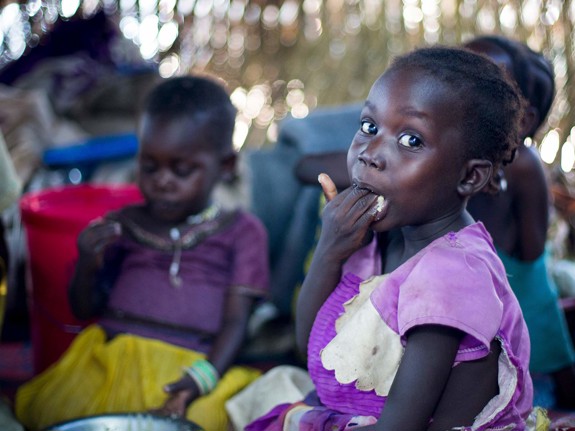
[15,76,269,431]
[244,46,533,430]
[464,35,575,409]
[293,36,575,411]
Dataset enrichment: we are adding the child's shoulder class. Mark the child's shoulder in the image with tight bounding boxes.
[506,144,546,181]
[399,223,498,277]
[406,224,509,294]
[227,209,268,239]
[427,223,495,257]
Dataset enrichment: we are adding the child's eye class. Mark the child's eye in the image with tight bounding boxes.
[173,163,195,178]
[360,120,378,135]
[140,160,158,173]
[398,134,423,148]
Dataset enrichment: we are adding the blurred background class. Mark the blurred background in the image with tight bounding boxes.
[3,0,575,389]
[0,0,573,163]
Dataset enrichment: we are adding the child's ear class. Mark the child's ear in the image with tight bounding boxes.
[220,152,238,183]
[457,159,493,196]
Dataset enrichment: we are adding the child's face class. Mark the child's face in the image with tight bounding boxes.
[136,114,230,223]
[347,69,468,232]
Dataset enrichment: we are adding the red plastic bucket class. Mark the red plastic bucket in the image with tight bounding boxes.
[20,184,143,374]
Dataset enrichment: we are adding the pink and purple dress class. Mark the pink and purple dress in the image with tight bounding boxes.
[99,209,269,353]
[247,222,533,431]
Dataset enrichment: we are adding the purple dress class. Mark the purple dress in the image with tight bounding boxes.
[99,209,269,353]
[248,223,533,431]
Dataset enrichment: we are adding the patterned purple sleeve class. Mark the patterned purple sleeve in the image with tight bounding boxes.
[397,246,503,361]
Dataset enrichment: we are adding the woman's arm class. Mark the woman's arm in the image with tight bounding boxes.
[295,152,351,188]
[508,146,549,261]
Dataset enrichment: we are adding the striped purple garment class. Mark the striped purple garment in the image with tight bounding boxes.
[307,272,386,417]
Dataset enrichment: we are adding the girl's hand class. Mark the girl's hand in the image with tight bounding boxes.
[318,173,339,202]
[76,218,122,265]
[316,173,380,262]
[151,375,200,418]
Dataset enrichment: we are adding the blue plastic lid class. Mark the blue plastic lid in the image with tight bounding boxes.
[43,133,139,167]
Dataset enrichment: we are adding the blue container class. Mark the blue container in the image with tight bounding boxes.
[42,133,138,184]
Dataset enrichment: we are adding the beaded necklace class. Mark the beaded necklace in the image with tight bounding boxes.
[167,204,220,287]
[110,204,229,288]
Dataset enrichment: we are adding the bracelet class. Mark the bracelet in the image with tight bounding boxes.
[182,359,220,396]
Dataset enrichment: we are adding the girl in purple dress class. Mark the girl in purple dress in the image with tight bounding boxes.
[16,76,269,431]
[245,46,535,431]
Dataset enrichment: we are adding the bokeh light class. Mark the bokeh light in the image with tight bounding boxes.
[541,129,560,165]
[2,0,575,173]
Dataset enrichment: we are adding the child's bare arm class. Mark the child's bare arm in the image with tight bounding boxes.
[296,174,380,356]
[158,290,255,416]
[207,290,254,374]
[68,219,122,319]
[356,325,464,431]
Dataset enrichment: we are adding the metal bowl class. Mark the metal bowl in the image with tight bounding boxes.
[43,413,203,431]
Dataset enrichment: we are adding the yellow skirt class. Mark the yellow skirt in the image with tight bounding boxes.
[16,325,261,431]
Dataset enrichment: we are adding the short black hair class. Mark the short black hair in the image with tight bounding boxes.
[388,46,524,193]
[141,75,237,152]
[464,35,555,136]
